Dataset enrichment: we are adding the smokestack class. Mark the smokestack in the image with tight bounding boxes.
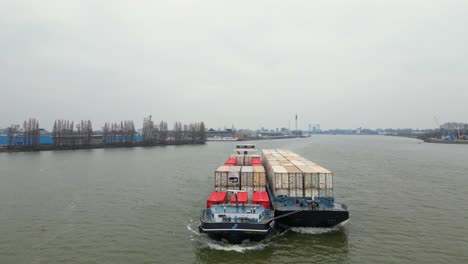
[295,114,298,131]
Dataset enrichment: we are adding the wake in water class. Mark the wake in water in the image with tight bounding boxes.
[289,220,349,234]
[186,218,348,251]
[186,218,272,252]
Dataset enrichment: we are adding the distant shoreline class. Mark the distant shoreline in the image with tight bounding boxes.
[423,138,468,144]
[238,136,297,141]
[0,142,205,153]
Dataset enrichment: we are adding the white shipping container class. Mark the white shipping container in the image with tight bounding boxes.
[241,166,254,187]
[298,165,319,188]
[303,160,317,166]
[319,173,327,189]
[214,166,229,187]
[326,173,333,189]
[290,160,305,167]
[280,173,289,189]
[285,165,303,189]
[311,165,332,189]
[268,160,280,166]
[270,165,288,189]
[287,188,303,197]
[228,166,241,186]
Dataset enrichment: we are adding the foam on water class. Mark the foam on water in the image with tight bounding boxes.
[289,220,349,234]
[186,218,271,252]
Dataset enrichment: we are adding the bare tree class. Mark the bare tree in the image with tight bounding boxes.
[7,124,22,146]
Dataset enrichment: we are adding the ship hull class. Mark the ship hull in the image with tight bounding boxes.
[274,208,349,228]
[199,220,274,244]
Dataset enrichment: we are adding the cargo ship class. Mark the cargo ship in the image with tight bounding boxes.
[199,145,275,244]
[262,149,349,228]
[198,145,349,244]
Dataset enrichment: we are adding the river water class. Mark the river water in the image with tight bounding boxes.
[0,135,467,263]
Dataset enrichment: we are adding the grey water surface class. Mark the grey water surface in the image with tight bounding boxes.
[1,135,467,263]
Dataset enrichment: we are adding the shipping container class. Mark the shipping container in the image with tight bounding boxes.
[234,154,253,166]
[253,186,266,192]
[304,188,319,197]
[253,166,266,186]
[230,192,248,205]
[268,160,281,166]
[270,165,289,190]
[290,160,305,167]
[274,188,289,196]
[253,191,270,209]
[326,174,333,189]
[311,165,332,189]
[228,166,241,187]
[206,191,227,208]
[240,186,255,200]
[284,165,304,190]
[251,157,262,165]
[214,166,230,187]
[303,160,317,166]
[289,188,304,197]
[224,157,237,166]
[240,166,254,187]
[298,165,319,188]
[318,189,329,197]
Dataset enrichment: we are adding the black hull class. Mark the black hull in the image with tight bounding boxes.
[199,221,274,244]
[275,209,349,228]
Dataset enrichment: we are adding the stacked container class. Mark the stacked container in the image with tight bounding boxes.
[251,157,262,166]
[230,192,248,205]
[227,166,241,189]
[253,166,266,188]
[269,165,289,196]
[240,166,254,188]
[231,154,254,166]
[224,158,237,166]
[262,149,334,198]
[253,191,270,209]
[284,165,303,197]
[240,166,266,199]
[214,166,230,191]
[206,191,228,208]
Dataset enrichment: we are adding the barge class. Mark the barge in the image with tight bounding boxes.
[198,145,349,244]
[262,149,349,228]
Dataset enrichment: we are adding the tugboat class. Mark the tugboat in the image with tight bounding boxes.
[199,190,275,244]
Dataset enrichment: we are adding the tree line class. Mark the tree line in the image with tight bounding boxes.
[52,120,93,146]
[4,116,207,148]
[6,118,40,146]
[142,116,206,144]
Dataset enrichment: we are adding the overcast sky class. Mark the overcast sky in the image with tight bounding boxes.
[1,0,467,130]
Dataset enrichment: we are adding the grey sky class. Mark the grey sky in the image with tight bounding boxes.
[1,0,467,130]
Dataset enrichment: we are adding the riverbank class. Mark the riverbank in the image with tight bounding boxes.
[0,142,205,153]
